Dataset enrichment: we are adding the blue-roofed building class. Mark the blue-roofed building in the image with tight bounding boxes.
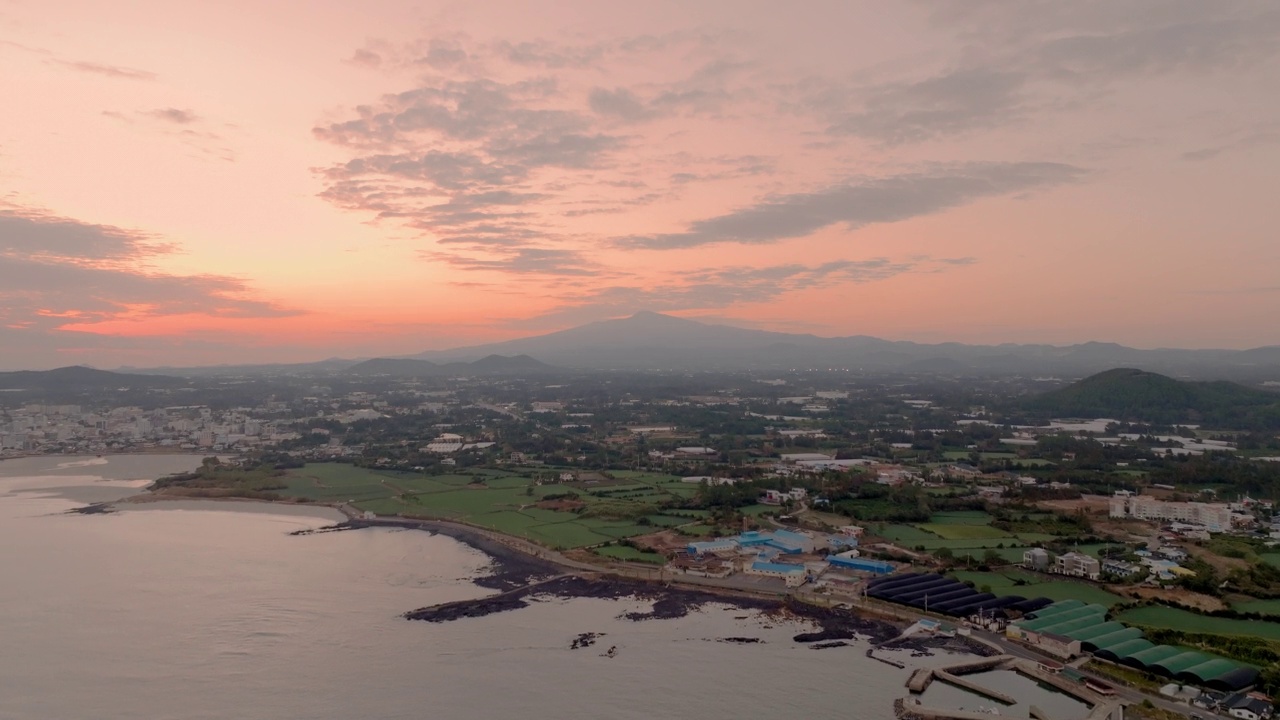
[735,530,772,548]
[731,529,817,554]
[745,554,808,587]
[687,539,739,556]
[828,535,858,550]
[827,552,894,575]
[770,529,818,553]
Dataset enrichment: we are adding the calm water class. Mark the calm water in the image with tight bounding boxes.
[919,669,1092,719]
[0,455,1080,719]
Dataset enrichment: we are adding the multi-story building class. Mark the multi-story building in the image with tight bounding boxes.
[1023,547,1050,571]
[1054,552,1100,580]
[1109,494,1233,533]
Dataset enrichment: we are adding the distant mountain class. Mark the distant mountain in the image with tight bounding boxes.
[346,358,441,377]
[406,312,1280,380]
[123,358,361,377]
[1023,368,1280,429]
[345,354,557,377]
[100,312,1280,380]
[0,366,185,391]
[465,354,555,374]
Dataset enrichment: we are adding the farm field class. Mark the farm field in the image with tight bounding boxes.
[593,545,666,564]
[1231,599,1280,616]
[301,463,711,550]
[929,511,996,525]
[917,523,1011,540]
[950,570,1126,607]
[1117,607,1280,640]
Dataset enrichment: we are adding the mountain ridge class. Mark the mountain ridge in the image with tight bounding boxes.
[108,312,1280,379]
[403,313,1280,380]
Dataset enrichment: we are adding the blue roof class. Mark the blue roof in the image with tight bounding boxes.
[828,555,894,573]
[751,560,805,574]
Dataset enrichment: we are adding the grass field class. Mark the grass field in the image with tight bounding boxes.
[950,569,1126,607]
[879,524,939,542]
[1230,599,1280,616]
[1261,554,1280,569]
[593,545,666,564]
[1118,607,1280,640]
[318,463,711,550]
[929,511,996,525]
[917,523,1013,540]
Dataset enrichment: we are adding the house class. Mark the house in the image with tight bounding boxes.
[1226,693,1274,720]
[1055,552,1100,581]
[760,488,807,505]
[945,463,982,478]
[1023,548,1050,571]
[668,552,732,578]
[1102,559,1143,577]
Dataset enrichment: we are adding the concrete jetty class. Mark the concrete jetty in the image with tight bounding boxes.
[907,668,935,693]
[900,655,1127,720]
[934,669,1018,705]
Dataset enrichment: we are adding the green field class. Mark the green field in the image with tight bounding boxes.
[277,464,406,502]
[917,523,1013,540]
[1118,607,1280,640]
[929,511,996,525]
[1261,554,1280,569]
[593,545,666,564]
[950,569,1126,607]
[879,524,939,542]
[1231,599,1280,616]
[299,463,708,551]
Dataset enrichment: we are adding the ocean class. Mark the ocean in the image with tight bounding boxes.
[0,455,1076,720]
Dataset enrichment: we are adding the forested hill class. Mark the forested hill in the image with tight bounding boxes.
[1024,368,1280,429]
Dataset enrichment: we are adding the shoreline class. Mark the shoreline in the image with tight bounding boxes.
[98,494,931,644]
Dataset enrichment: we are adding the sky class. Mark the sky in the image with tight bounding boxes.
[2,0,1279,370]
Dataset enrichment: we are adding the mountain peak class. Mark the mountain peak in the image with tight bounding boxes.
[621,311,697,324]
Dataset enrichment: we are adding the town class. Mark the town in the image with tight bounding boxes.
[5,363,1280,718]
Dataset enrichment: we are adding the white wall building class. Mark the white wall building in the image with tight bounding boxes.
[1110,494,1233,533]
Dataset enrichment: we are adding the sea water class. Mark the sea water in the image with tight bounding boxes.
[0,455,1066,720]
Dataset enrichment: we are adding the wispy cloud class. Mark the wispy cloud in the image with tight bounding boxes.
[53,59,157,81]
[0,206,297,333]
[102,107,235,161]
[427,247,603,276]
[614,162,1084,250]
[513,256,974,328]
[143,108,200,124]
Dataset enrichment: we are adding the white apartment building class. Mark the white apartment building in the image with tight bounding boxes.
[1110,494,1233,533]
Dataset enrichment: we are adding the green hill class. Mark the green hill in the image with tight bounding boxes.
[1025,368,1280,429]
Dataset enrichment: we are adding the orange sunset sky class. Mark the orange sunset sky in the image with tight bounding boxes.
[2,0,1278,369]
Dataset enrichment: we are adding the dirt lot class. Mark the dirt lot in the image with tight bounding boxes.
[1034,495,1113,516]
[631,529,689,554]
[1119,585,1227,612]
[1182,542,1251,576]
